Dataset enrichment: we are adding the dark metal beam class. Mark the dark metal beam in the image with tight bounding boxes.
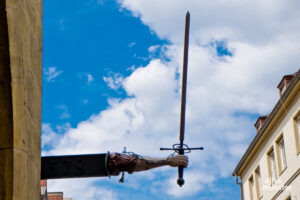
[41,154,109,179]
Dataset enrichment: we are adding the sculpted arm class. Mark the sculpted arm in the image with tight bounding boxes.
[108,153,188,176]
[134,155,188,172]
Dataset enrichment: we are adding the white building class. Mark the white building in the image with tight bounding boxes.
[233,69,300,200]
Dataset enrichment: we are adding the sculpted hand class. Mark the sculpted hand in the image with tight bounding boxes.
[167,155,188,168]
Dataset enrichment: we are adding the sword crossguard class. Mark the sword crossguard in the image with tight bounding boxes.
[160,143,203,187]
[160,144,204,153]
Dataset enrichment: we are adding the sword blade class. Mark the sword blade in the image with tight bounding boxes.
[179,11,190,145]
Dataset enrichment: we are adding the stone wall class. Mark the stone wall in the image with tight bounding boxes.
[0,0,42,199]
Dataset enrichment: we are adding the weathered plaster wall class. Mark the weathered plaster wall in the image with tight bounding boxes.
[0,0,42,199]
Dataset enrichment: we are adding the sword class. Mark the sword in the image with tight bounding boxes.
[160,11,204,187]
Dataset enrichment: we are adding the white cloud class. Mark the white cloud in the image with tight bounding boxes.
[45,53,262,197]
[148,45,160,53]
[56,105,71,119]
[87,73,94,85]
[103,73,124,90]
[128,42,136,47]
[45,45,299,197]
[126,65,136,71]
[97,0,105,5]
[44,67,63,82]
[47,179,117,200]
[118,0,300,45]
[77,73,94,85]
[41,123,71,153]
[58,18,66,30]
[41,123,58,149]
[44,0,300,198]
[82,99,89,104]
[167,171,215,197]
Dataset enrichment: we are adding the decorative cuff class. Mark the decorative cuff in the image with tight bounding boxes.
[108,153,138,176]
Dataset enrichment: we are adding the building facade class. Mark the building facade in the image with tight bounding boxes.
[40,180,72,200]
[233,70,300,200]
[40,180,48,200]
[48,192,64,200]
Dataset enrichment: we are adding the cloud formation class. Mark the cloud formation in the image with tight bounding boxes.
[148,45,160,53]
[118,0,300,45]
[47,179,118,200]
[44,66,63,82]
[56,105,71,119]
[103,73,125,91]
[77,73,94,85]
[87,73,94,85]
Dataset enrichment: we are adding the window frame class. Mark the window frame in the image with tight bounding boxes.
[248,175,256,200]
[267,147,278,183]
[276,134,287,174]
[285,195,291,200]
[293,111,300,155]
[254,166,263,199]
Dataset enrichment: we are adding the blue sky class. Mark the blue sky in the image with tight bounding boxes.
[42,0,300,199]
[43,0,166,127]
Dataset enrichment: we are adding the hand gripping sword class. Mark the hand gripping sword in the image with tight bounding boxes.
[160,11,203,187]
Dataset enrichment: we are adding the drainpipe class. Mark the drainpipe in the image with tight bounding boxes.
[234,172,244,200]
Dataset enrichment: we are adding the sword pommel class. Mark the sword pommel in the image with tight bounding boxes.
[177,173,185,187]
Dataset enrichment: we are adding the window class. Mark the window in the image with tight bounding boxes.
[293,112,300,154]
[277,136,287,172]
[296,115,300,152]
[255,167,263,198]
[249,176,256,200]
[268,148,278,182]
[41,186,46,195]
[298,116,300,137]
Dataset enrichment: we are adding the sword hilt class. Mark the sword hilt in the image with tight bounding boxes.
[177,146,185,187]
[160,144,203,187]
[178,166,184,187]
